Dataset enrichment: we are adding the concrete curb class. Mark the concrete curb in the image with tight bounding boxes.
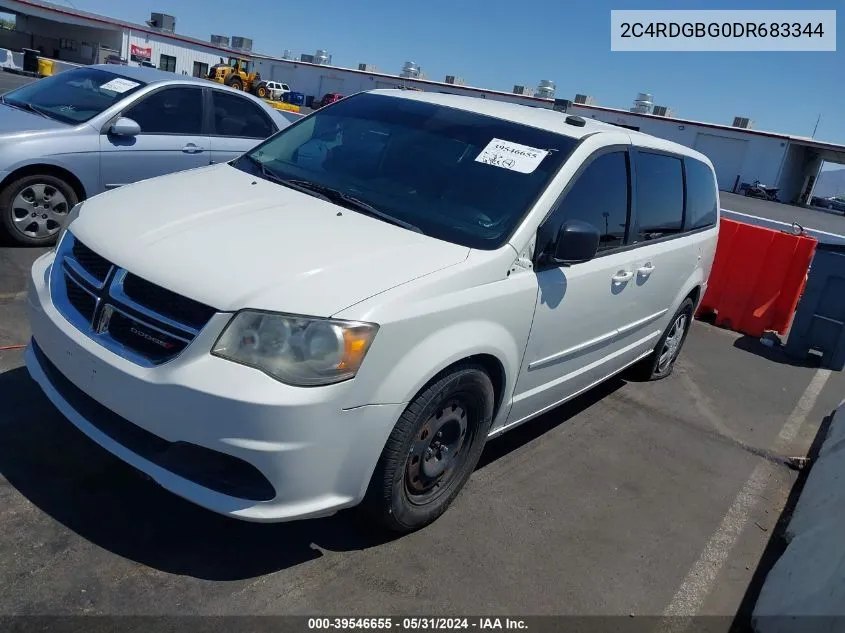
[752,401,845,628]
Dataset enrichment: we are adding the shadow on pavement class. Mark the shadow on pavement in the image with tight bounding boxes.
[728,411,834,633]
[479,377,624,468]
[0,363,624,581]
[732,334,821,369]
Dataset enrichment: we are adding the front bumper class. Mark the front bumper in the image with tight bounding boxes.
[25,252,406,522]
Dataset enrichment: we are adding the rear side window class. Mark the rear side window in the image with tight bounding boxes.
[544,151,630,253]
[634,152,684,242]
[211,91,276,139]
[685,158,718,229]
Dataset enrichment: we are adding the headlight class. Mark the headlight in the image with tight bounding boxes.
[55,202,83,248]
[211,310,379,386]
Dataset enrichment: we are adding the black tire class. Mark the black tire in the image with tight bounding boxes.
[363,364,495,533]
[229,77,244,91]
[255,83,268,98]
[1,174,78,246]
[627,297,695,382]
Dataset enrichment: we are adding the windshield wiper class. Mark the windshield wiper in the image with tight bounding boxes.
[285,180,424,234]
[242,159,423,233]
[0,97,52,119]
[242,155,339,202]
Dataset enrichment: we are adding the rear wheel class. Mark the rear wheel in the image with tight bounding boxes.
[364,364,495,533]
[255,84,268,98]
[1,174,77,246]
[627,298,694,381]
[228,77,244,91]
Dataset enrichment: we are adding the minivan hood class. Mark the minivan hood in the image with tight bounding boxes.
[69,163,470,316]
[0,103,68,135]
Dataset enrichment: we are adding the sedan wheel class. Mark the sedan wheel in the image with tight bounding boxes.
[1,174,78,246]
[12,183,69,240]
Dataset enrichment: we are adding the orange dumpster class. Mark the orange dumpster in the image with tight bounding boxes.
[696,218,817,337]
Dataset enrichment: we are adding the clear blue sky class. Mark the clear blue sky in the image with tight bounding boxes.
[58,0,843,146]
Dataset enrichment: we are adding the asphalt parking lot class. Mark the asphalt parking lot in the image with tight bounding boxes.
[1,245,843,625]
[0,69,36,94]
[720,192,845,236]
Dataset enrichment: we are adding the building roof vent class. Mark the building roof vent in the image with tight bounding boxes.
[401,61,421,78]
[148,13,176,33]
[652,105,674,117]
[732,116,753,129]
[210,34,229,47]
[231,36,253,52]
[631,92,653,113]
[574,94,596,105]
[314,49,330,65]
[553,98,573,112]
[535,79,556,99]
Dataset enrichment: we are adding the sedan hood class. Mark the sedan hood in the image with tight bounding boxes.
[0,103,68,135]
[70,163,470,316]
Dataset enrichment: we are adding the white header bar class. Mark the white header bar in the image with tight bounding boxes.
[611,10,836,51]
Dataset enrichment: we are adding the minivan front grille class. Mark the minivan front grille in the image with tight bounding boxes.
[64,273,97,321]
[51,233,217,366]
[122,274,217,331]
[71,238,113,283]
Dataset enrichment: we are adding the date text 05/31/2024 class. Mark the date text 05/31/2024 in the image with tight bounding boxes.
[308,618,529,630]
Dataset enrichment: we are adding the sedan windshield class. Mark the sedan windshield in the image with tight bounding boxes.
[1,67,146,125]
[235,92,579,249]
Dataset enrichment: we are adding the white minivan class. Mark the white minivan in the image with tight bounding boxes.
[26,90,719,532]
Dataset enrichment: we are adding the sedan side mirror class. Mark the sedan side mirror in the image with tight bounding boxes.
[552,220,600,265]
[109,117,141,137]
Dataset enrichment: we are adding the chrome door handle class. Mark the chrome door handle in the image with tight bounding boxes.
[612,270,634,284]
[637,263,655,277]
[182,143,203,154]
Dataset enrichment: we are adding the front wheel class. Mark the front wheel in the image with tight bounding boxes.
[1,174,78,246]
[364,364,495,533]
[627,298,694,381]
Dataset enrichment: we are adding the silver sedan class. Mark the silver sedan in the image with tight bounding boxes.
[0,64,292,245]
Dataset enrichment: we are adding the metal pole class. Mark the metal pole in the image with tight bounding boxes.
[812,113,821,139]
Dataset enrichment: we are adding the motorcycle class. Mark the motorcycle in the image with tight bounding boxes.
[740,180,781,202]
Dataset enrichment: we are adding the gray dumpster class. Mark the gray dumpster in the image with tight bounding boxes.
[785,243,845,370]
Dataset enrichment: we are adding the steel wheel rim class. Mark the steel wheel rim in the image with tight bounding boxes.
[404,395,477,506]
[658,313,687,372]
[11,183,69,239]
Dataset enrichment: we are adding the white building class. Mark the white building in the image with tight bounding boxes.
[1,0,843,205]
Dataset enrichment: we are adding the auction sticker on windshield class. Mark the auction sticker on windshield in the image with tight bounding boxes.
[475,138,550,174]
[100,78,141,94]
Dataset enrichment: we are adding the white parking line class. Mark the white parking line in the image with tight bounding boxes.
[658,367,831,628]
[0,290,27,301]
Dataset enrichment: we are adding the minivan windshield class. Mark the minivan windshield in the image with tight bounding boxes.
[235,92,579,249]
[1,67,146,125]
